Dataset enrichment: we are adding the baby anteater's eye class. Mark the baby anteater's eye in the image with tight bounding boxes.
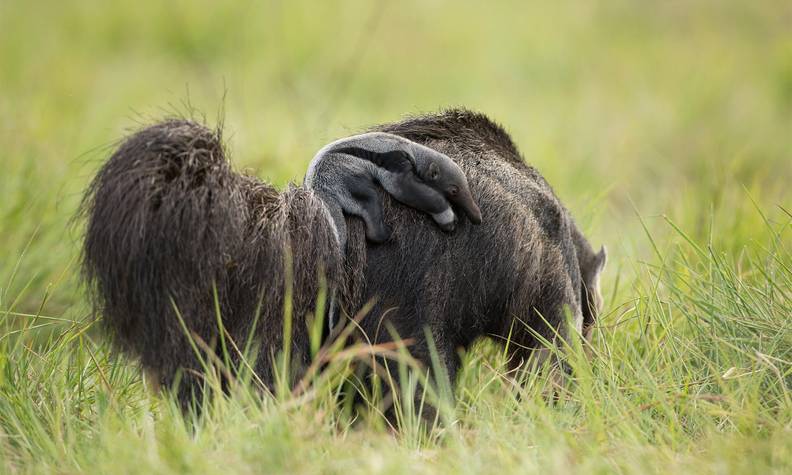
[448,185,459,196]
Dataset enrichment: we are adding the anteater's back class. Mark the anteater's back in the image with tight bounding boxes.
[350,109,584,372]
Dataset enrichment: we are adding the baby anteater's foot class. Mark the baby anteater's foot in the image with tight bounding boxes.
[365,221,392,243]
[432,207,457,233]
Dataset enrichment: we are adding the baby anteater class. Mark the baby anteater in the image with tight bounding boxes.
[305,132,482,251]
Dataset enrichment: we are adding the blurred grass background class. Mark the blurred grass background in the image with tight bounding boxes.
[1,0,790,313]
[0,1,790,473]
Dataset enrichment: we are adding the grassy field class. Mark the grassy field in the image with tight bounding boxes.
[1,0,791,473]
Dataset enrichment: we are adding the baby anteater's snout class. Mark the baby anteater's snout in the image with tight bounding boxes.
[453,190,482,225]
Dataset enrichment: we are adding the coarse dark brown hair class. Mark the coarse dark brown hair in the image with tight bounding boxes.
[80,110,605,412]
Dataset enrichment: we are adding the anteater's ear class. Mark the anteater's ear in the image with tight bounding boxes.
[582,245,608,343]
[594,245,608,274]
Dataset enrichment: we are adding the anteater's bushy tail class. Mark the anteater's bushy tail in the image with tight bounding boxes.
[80,120,344,405]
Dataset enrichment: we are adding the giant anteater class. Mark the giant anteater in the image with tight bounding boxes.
[80,109,605,409]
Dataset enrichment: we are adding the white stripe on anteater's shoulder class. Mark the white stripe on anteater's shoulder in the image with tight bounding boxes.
[316,195,341,248]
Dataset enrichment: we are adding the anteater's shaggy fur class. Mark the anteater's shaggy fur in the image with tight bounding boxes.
[81,121,348,405]
[80,110,604,409]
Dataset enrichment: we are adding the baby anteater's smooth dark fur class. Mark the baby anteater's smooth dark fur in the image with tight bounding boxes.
[80,109,605,411]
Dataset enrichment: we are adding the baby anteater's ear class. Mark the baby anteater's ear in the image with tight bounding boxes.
[426,162,440,181]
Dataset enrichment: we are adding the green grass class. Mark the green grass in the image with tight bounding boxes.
[1,0,791,473]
